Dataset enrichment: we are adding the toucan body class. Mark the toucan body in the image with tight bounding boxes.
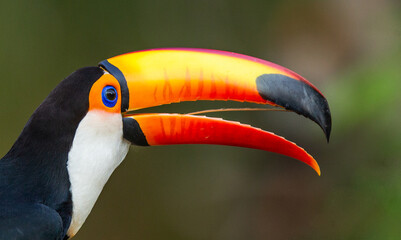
[0,48,331,239]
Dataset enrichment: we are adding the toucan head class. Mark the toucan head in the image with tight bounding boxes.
[83,48,331,175]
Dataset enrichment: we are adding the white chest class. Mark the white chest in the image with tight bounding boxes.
[66,110,130,237]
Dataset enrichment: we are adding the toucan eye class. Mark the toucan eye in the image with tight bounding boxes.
[102,86,118,108]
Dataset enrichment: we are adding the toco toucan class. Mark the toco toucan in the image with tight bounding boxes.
[0,48,331,239]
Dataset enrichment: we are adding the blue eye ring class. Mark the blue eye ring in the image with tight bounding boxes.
[102,86,118,108]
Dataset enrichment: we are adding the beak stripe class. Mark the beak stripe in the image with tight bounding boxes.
[122,118,149,146]
[99,60,130,112]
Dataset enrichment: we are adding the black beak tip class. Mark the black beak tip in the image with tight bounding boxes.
[299,89,332,143]
[256,74,332,142]
[317,104,331,143]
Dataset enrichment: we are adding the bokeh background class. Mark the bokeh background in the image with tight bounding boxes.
[0,0,400,239]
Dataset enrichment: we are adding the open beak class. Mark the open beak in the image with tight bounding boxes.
[99,48,331,175]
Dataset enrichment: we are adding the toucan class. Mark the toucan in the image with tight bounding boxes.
[0,48,331,239]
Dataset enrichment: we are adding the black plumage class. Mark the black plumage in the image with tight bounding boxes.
[0,67,103,240]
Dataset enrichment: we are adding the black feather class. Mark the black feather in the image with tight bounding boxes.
[0,67,103,239]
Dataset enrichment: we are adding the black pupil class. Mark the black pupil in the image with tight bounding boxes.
[105,89,116,101]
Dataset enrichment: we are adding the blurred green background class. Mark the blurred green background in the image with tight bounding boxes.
[0,0,400,239]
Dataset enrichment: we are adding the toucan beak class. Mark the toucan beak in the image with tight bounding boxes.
[99,48,331,175]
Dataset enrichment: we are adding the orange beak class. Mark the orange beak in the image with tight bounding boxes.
[100,48,331,175]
